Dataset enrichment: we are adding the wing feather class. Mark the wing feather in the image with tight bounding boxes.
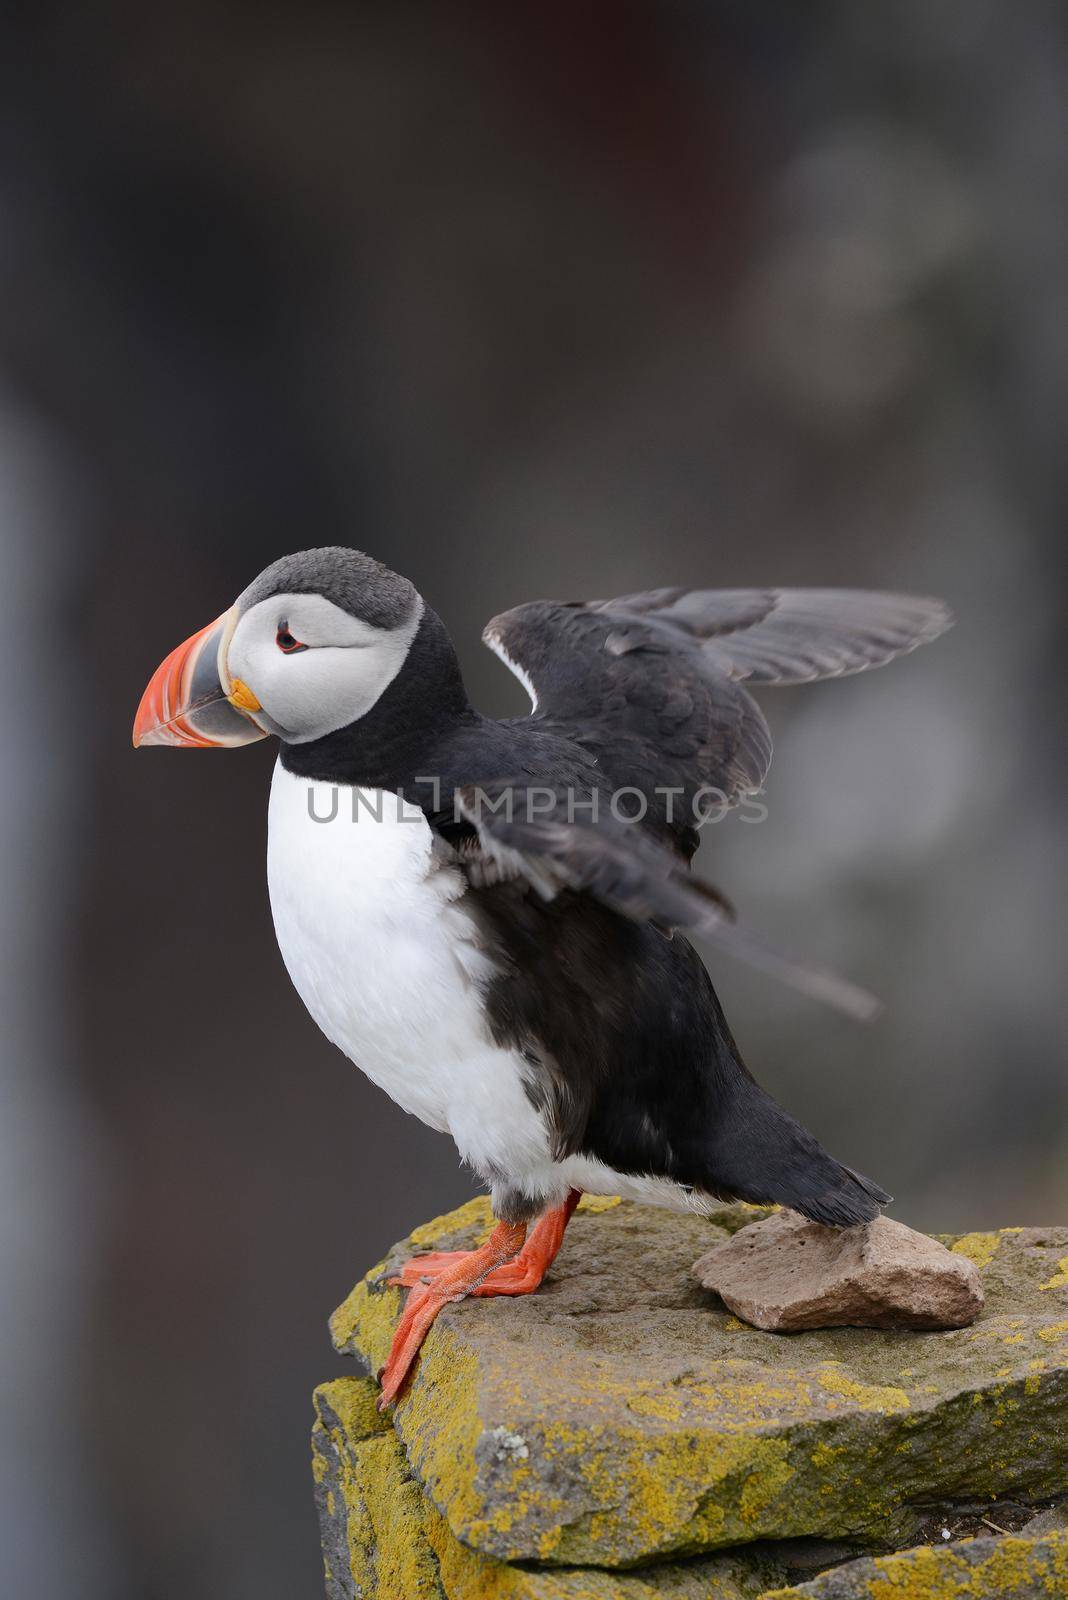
[456,783,879,1021]
[593,586,951,684]
[483,586,950,830]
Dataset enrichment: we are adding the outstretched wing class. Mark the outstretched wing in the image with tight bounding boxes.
[590,587,951,684]
[483,586,950,850]
[455,783,879,1021]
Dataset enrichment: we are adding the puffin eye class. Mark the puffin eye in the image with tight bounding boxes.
[276,623,308,655]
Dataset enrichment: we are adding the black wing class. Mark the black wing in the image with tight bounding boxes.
[455,783,879,1021]
[483,586,951,853]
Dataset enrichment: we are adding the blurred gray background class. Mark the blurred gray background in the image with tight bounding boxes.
[2,3,1066,1596]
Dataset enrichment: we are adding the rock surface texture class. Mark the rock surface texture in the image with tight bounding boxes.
[691,1211,985,1332]
[316,1196,1068,1598]
[759,1534,1068,1598]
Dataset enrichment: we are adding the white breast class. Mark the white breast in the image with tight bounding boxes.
[265,761,701,1216]
[264,762,553,1188]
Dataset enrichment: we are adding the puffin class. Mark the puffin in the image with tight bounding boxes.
[133,547,950,1405]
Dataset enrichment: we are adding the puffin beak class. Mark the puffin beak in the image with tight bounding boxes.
[133,607,269,749]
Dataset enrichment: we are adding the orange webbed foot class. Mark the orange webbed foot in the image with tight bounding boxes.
[377,1191,581,1407]
[377,1218,526,1408]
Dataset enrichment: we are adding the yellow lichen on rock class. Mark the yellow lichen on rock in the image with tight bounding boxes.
[575,1194,622,1215]
[312,1378,442,1599]
[950,1233,1001,1271]
[761,1530,1068,1598]
[317,1374,392,1444]
[1040,1256,1068,1291]
[328,1272,403,1376]
[393,1326,516,1552]
[817,1368,910,1415]
[409,1195,496,1250]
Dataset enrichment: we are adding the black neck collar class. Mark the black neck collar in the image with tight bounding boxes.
[278,605,479,789]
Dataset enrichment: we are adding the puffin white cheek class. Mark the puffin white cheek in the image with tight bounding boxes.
[224,594,422,743]
[269,653,348,735]
[264,644,405,743]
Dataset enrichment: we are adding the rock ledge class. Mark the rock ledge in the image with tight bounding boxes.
[317,1197,1068,1596]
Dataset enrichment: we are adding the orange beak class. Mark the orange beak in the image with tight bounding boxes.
[132,608,268,749]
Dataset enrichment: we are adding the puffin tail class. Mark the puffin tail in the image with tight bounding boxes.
[701,1066,890,1228]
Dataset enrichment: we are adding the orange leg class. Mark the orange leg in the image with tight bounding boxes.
[470,1188,581,1294]
[390,1190,581,1294]
[379,1191,581,1408]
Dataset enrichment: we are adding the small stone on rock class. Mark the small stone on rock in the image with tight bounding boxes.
[692,1210,984,1332]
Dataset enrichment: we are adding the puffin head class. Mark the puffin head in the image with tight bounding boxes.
[133,547,423,748]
